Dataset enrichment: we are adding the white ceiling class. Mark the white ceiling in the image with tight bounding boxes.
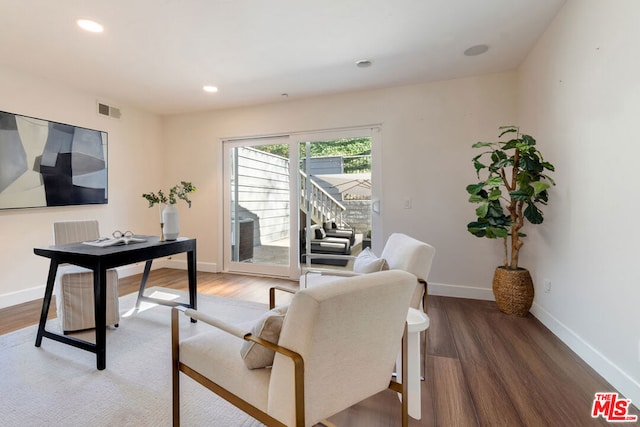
[0,0,565,116]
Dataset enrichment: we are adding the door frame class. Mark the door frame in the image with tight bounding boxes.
[220,125,382,280]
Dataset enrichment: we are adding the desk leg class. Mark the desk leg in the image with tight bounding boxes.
[35,260,59,347]
[135,260,153,310]
[94,266,107,370]
[187,249,197,323]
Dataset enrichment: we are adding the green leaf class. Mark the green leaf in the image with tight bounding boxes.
[498,126,518,138]
[510,188,533,201]
[487,227,509,238]
[501,139,519,150]
[468,195,485,203]
[516,172,531,188]
[466,183,484,195]
[473,160,485,173]
[476,203,489,218]
[524,203,544,224]
[542,161,555,171]
[493,157,513,169]
[488,188,502,200]
[467,220,487,228]
[486,200,506,218]
[472,141,493,149]
[467,221,487,237]
[486,213,510,227]
[485,176,503,187]
[521,134,536,146]
[491,150,507,163]
[468,229,486,238]
[531,181,550,195]
[535,190,549,204]
[519,155,543,173]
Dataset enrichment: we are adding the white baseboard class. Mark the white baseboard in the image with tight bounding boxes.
[0,286,47,309]
[428,282,495,301]
[0,260,218,309]
[163,259,217,273]
[530,302,640,406]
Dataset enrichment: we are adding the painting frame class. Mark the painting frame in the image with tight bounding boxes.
[0,111,108,210]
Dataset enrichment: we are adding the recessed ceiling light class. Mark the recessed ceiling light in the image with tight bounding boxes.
[203,86,218,93]
[77,19,104,33]
[464,44,489,56]
[356,59,373,68]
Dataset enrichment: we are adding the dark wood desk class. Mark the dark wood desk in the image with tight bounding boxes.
[33,236,197,370]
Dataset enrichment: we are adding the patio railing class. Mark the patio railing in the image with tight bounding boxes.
[300,170,349,228]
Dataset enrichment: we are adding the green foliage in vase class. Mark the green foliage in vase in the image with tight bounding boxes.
[466,126,555,269]
[142,181,196,208]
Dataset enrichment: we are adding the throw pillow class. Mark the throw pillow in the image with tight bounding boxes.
[353,247,387,273]
[240,305,288,369]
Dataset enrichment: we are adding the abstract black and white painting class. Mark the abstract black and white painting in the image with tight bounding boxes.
[0,111,108,209]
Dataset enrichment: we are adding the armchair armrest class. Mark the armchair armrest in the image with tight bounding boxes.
[269,285,297,309]
[300,269,363,289]
[307,270,361,277]
[183,307,247,338]
[302,253,356,262]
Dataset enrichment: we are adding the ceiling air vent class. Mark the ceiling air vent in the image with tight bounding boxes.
[97,101,122,119]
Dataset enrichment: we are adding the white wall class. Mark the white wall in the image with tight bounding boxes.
[162,72,518,293]
[0,65,164,306]
[518,0,640,405]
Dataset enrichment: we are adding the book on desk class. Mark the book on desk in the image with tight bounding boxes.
[82,236,147,247]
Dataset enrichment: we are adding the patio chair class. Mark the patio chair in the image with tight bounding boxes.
[299,224,351,266]
[172,270,417,427]
[322,221,355,245]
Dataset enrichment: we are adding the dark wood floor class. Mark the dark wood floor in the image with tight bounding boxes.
[1,269,636,426]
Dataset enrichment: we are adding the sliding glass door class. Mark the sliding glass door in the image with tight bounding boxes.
[223,137,296,277]
[299,136,374,269]
[222,127,380,279]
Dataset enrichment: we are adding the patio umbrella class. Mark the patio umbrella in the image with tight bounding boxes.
[313,173,372,197]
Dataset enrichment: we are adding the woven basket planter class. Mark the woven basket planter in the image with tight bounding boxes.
[492,266,534,316]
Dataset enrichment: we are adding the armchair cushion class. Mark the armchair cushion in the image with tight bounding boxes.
[180,327,272,411]
[240,305,288,369]
[353,247,387,273]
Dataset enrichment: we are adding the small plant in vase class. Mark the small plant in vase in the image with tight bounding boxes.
[143,181,196,241]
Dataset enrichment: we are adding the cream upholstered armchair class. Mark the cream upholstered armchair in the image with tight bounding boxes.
[172,270,417,427]
[302,233,435,312]
[53,220,119,333]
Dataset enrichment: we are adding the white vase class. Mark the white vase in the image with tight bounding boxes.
[162,204,179,240]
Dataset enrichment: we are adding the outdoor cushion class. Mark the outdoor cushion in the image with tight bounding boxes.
[314,227,326,240]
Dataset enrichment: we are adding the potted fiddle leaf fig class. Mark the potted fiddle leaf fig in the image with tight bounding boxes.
[466,126,555,315]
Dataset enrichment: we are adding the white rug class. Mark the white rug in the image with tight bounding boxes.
[0,288,269,427]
